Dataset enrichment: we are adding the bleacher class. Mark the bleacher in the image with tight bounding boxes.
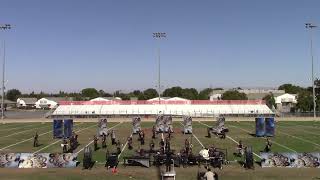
[52,100,273,117]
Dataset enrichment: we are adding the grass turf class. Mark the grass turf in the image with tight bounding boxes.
[0,120,320,180]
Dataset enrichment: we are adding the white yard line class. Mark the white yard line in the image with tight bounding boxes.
[277,124,320,137]
[76,122,123,154]
[229,124,297,153]
[118,133,133,159]
[34,124,97,153]
[0,125,50,138]
[198,121,261,159]
[0,130,52,151]
[179,122,204,148]
[0,124,37,132]
[0,124,78,151]
[277,130,320,149]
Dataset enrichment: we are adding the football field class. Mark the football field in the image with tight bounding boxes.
[0,120,319,180]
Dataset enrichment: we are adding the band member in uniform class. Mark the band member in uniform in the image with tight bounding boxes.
[264,138,272,152]
[236,140,244,156]
[62,139,68,153]
[152,125,156,139]
[160,138,165,154]
[139,130,145,145]
[185,138,190,155]
[127,136,133,150]
[93,135,98,151]
[111,130,116,145]
[116,140,121,155]
[102,133,107,149]
[33,132,39,147]
[149,140,155,152]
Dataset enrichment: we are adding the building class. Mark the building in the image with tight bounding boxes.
[210,89,285,100]
[17,98,37,108]
[35,97,72,109]
[275,93,297,113]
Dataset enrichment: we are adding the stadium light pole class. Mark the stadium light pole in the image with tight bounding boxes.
[0,24,11,119]
[153,32,166,105]
[305,23,317,118]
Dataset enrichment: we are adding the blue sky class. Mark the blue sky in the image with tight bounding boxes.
[0,0,319,93]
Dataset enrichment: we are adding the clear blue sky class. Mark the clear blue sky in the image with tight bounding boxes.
[0,0,319,93]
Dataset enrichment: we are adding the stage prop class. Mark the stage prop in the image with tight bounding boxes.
[123,156,151,168]
[155,115,173,133]
[0,153,78,168]
[83,146,93,169]
[244,146,254,169]
[255,117,275,137]
[97,118,108,136]
[64,119,73,138]
[261,152,320,168]
[53,119,63,138]
[182,116,192,134]
[265,117,275,137]
[207,116,229,139]
[132,116,142,134]
[255,117,265,137]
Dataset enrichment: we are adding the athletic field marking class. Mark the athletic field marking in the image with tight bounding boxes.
[0,125,51,138]
[0,124,37,132]
[276,124,320,137]
[76,122,122,154]
[241,121,320,149]
[229,124,297,153]
[34,124,97,153]
[0,124,79,151]
[118,132,133,159]
[198,121,261,159]
[277,130,320,149]
[179,122,204,148]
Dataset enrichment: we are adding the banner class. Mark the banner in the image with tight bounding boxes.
[0,153,21,168]
[64,119,73,138]
[265,117,275,137]
[53,119,63,138]
[0,153,77,168]
[255,117,265,137]
[261,152,320,168]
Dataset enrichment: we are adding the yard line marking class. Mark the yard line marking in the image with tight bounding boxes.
[229,124,297,153]
[118,132,133,159]
[0,130,52,151]
[0,124,38,132]
[239,122,320,149]
[277,124,320,136]
[179,122,204,148]
[277,130,320,149]
[0,125,51,138]
[0,124,79,151]
[198,121,261,159]
[76,122,122,154]
[34,124,97,153]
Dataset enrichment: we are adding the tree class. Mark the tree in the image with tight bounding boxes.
[143,88,158,100]
[198,88,213,100]
[6,89,22,101]
[98,90,106,97]
[221,90,248,100]
[278,84,304,94]
[296,90,313,112]
[181,88,198,100]
[263,93,276,109]
[81,88,99,99]
[162,87,183,97]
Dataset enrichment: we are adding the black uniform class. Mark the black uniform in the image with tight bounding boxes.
[33,132,39,147]
[102,134,107,149]
[93,136,98,151]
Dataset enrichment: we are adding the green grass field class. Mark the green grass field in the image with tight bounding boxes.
[0,120,320,180]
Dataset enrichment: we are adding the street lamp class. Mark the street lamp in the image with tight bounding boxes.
[153,32,166,105]
[305,23,317,118]
[0,24,12,119]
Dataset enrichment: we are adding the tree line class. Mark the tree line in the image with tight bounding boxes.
[4,82,320,113]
